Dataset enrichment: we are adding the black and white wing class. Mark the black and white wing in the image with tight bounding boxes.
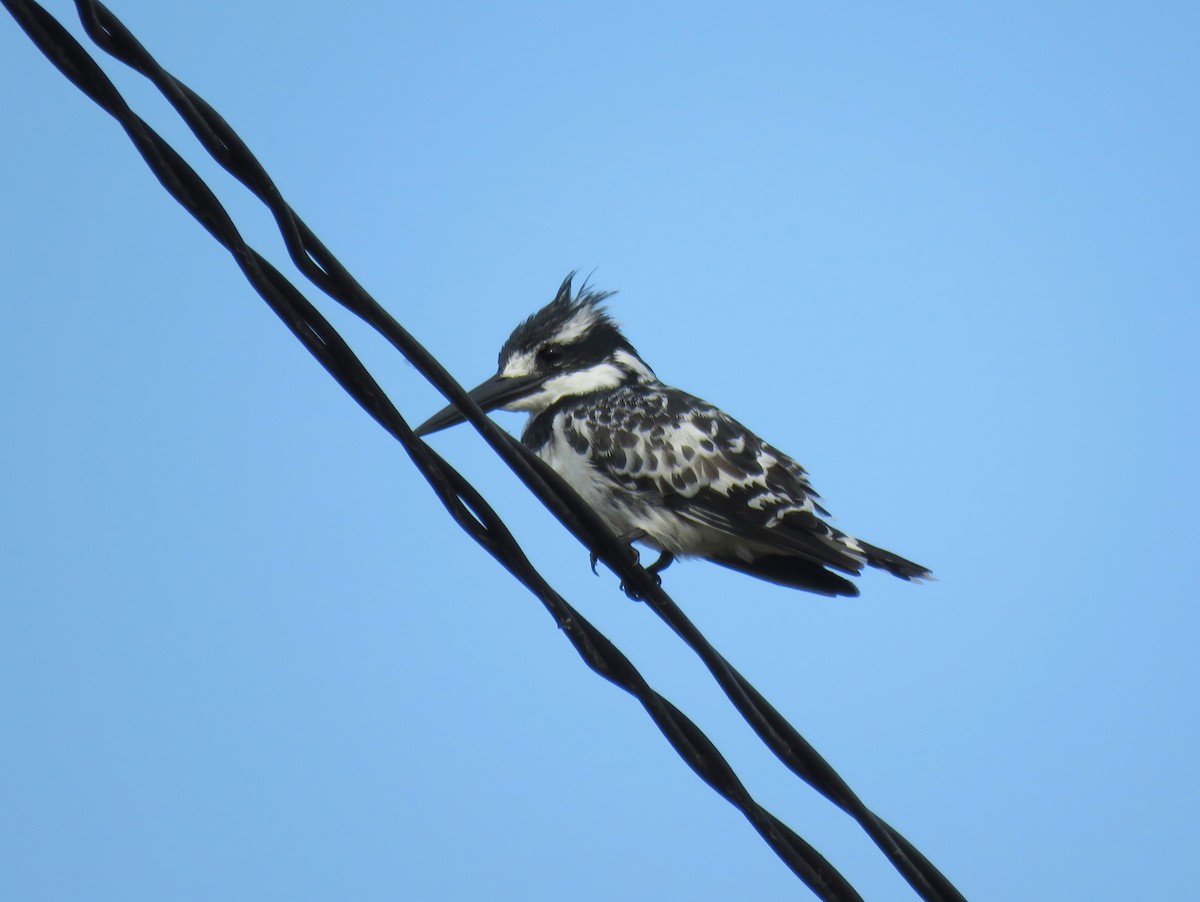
[560,385,868,571]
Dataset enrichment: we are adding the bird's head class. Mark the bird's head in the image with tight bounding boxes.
[416,273,655,435]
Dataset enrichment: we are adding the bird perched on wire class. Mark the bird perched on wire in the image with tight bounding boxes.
[416,274,930,596]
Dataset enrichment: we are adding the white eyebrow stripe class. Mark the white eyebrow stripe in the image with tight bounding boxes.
[553,305,599,344]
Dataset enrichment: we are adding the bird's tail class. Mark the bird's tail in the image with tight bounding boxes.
[708,553,860,597]
[856,540,932,582]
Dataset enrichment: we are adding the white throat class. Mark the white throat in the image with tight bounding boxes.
[502,362,627,415]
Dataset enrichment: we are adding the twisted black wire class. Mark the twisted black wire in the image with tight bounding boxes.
[4,3,967,900]
[1,3,863,898]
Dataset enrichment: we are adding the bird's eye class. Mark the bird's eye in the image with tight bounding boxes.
[537,344,564,368]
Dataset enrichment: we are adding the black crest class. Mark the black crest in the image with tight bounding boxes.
[498,273,633,368]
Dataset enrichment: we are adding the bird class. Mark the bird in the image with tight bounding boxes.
[416,274,931,597]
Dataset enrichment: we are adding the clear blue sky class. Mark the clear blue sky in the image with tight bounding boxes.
[2,2,1197,899]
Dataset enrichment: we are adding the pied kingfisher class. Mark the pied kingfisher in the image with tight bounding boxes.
[416,274,930,596]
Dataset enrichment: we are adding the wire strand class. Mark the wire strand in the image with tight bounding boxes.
[3,3,966,899]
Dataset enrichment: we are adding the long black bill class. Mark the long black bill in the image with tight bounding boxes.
[415,372,546,436]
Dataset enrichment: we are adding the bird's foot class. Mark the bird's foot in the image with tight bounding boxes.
[620,550,674,600]
[646,551,675,578]
[590,529,647,576]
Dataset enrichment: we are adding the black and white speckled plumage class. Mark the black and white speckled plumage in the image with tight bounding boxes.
[418,274,930,596]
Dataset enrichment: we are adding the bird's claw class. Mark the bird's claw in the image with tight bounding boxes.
[590,544,638,576]
[619,567,662,601]
[589,530,645,576]
[590,531,668,599]
[620,550,673,599]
